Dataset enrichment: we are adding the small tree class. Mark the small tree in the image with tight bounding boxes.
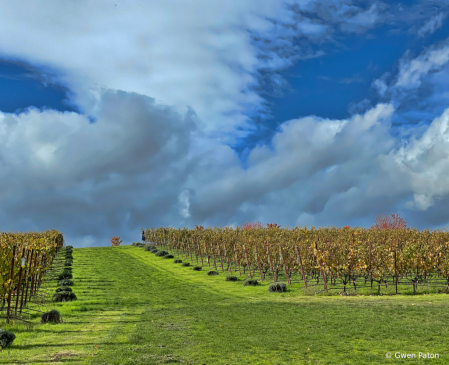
[371,213,407,230]
[111,236,122,246]
[267,223,281,229]
[242,222,263,230]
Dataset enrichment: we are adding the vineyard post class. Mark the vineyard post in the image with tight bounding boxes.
[23,249,35,310]
[225,247,232,274]
[217,242,225,272]
[280,247,290,285]
[243,245,252,279]
[6,246,16,324]
[206,242,211,268]
[315,242,328,293]
[254,246,263,281]
[235,250,242,276]
[189,242,194,263]
[369,239,373,289]
[394,239,398,294]
[295,245,307,288]
[211,244,218,270]
[198,241,203,265]
[19,250,31,314]
[14,248,26,316]
[267,244,275,283]
[29,253,39,298]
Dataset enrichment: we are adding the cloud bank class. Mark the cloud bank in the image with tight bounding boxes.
[0,1,448,246]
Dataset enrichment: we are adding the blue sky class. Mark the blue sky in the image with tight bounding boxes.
[1,0,449,247]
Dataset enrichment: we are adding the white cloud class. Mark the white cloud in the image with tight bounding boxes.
[418,12,447,37]
[395,42,449,89]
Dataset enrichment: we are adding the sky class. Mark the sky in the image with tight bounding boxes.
[1,0,449,247]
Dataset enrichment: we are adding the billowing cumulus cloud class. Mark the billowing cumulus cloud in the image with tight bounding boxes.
[0,0,449,247]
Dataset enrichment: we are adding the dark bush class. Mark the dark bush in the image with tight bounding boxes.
[155,250,169,257]
[143,245,153,251]
[193,266,202,271]
[243,278,259,286]
[174,259,182,263]
[41,309,62,324]
[58,279,73,286]
[58,270,73,280]
[0,329,15,349]
[268,282,287,293]
[63,266,72,271]
[181,262,190,267]
[65,254,73,260]
[226,275,238,281]
[164,254,175,259]
[66,245,73,249]
[149,247,158,253]
[207,270,219,276]
[65,259,73,266]
[53,291,77,302]
[56,286,72,293]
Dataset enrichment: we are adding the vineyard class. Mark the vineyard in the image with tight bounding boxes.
[0,229,64,324]
[143,222,449,295]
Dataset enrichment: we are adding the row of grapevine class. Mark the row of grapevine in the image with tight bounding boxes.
[0,229,64,322]
[143,225,449,294]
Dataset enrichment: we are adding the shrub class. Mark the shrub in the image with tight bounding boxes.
[207,270,219,276]
[62,266,72,271]
[66,245,73,249]
[58,279,73,287]
[53,291,77,302]
[58,270,73,280]
[174,259,182,263]
[0,329,15,349]
[65,259,73,266]
[149,247,158,253]
[193,266,202,271]
[226,275,238,281]
[143,245,153,251]
[132,242,145,247]
[111,236,122,246]
[268,282,287,293]
[181,262,190,267]
[155,250,169,257]
[164,254,175,259]
[243,278,259,286]
[41,309,62,324]
[55,286,72,293]
[65,253,73,260]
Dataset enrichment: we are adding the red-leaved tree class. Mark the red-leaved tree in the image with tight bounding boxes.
[371,213,407,230]
[242,221,263,230]
[111,236,122,246]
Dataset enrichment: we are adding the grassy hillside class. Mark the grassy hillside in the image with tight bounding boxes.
[0,245,448,364]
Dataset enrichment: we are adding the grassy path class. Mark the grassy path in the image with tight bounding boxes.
[1,246,449,364]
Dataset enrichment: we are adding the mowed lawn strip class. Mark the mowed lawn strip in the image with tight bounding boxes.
[93,246,449,365]
[1,245,448,364]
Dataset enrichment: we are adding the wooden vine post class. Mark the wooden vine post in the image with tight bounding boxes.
[14,248,26,316]
[295,245,307,288]
[211,244,218,270]
[315,242,328,293]
[217,242,225,272]
[19,250,31,314]
[267,243,276,283]
[254,246,264,281]
[6,246,16,324]
[243,245,252,279]
[280,247,290,285]
[235,250,242,276]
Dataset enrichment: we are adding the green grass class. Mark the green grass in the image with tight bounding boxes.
[1,245,449,364]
